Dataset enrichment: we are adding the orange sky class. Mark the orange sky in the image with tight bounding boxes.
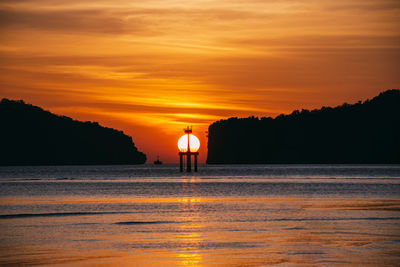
[1,0,399,163]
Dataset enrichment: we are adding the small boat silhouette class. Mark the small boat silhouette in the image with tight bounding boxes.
[154,155,163,165]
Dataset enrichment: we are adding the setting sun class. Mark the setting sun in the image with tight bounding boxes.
[178,134,200,153]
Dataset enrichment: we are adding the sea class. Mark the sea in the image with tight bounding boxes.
[0,164,399,266]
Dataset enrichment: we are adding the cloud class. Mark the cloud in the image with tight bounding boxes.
[0,8,147,35]
[223,35,400,50]
[324,0,400,12]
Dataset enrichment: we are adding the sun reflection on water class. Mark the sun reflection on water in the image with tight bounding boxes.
[178,198,201,203]
[175,193,205,266]
[178,253,202,266]
[2,192,400,266]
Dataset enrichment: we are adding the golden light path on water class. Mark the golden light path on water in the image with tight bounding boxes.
[1,196,400,266]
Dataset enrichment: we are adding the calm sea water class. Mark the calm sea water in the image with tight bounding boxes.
[0,164,399,266]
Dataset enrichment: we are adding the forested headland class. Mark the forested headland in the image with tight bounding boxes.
[207,89,400,164]
[0,99,146,165]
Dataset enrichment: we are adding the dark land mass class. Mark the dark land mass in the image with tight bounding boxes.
[207,89,400,164]
[0,99,146,165]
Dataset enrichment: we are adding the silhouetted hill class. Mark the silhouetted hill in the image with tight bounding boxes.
[207,90,400,164]
[0,99,146,165]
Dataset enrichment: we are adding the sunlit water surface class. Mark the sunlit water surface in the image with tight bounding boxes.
[0,164,400,266]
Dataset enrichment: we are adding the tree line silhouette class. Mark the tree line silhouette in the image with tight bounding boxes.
[207,89,400,164]
[0,99,146,165]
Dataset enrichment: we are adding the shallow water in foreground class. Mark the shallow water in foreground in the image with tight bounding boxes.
[0,164,400,266]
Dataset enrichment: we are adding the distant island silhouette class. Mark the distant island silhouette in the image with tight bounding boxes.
[207,89,400,164]
[0,99,146,165]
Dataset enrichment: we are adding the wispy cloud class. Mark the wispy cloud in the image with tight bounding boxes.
[0,8,148,35]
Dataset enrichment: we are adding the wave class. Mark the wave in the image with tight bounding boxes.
[115,221,176,225]
[0,211,130,219]
[267,217,400,222]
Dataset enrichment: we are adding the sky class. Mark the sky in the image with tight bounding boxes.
[1,0,399,163]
